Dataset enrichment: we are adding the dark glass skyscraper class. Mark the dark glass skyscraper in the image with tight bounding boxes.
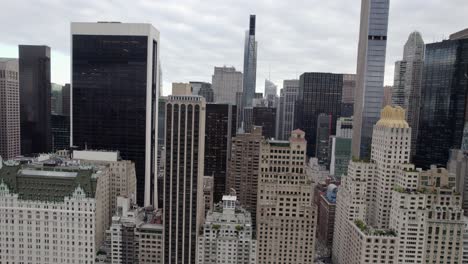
[295,72,343,156]
[253,106,276,139]
[415,32,468,169]
[71,22,160,206]
[51,114,70,151]
[204,103,236,202]
[19,45,51,155]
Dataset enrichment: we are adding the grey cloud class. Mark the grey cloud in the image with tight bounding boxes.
[0,0,466,95]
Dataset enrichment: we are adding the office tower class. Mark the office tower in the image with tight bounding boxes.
[382,85,393,107]
[106,197,163,264]
[257,130,316,264]
[156,96,166,208]
[316,113,332,168]
[71,22,160,206]
[172,82,192,95]
[351,0,390,159]
[252,106,276,139]
[392,31,425,156]
[197,195,257,264]
[341,74,356,117]
[62,83,70,116]
[317,184,338,256]
[212,66,243,105]
[164,95,206,264]
[72,150,137,216]
[196,82,214,102]
[277,79,299,140]
[205,103,236,202]
[19,45,51,155]
[0,58,20,160]
[242,15,257,109]
[415,30,468,169]
[0,157,112,264]
[226,126,263,227]
[264,79,278,107]
[203,176,214,214]
[51,83,63,115]
[448,149,468,215]
[295,72,343,156]
[330,117,353,178]
[51,114,70,151]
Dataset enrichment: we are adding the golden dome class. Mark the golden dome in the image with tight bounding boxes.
[375,106,409,128]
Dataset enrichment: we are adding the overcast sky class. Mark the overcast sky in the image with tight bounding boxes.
[0,0,467,95]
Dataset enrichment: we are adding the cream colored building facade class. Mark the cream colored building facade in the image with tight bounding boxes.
[256,129,316,264]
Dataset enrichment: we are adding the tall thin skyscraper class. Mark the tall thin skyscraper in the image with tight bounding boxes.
[204,103,236,202]
[242,15,258,109]
[392,31,424,157]
[71,22,160,206]
[351,0,390,159]
[164,95,206,264]
[19,45,51,155]
[295,72,343,156]
[415,30,468,169]
[0,58,20,160]
[341,74,356,117]
[62,83,70,116]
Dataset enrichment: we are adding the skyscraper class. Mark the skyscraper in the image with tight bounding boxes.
[330,117,353,178]
[204,103,236,202]
[196,82,214,102]
[51,83,63,115]
[252,106,276,139]
[242,15,258,109]
[257,130,316,264]
[316,113,332,168]
[415,30,468,169]
[211,66,243,105]
[295,72,343,156]
[392,31,424,156]
[19,45,51,155]
[277,79,299,140]
[71,22,160,206]
[227,126,263,228]
[62,83,70,116]
[164,95,206,264]
[341,74,356,117]
[351,0,390,159]
[264,79,278,107]
[0,58,20,160]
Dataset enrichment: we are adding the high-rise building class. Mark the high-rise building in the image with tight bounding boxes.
[351,0,390,159]
[392,31,425,156]
[264,79,278,107]
[172,82,192,95]
[106,197,163,264]
[316,184,338,256]
[227,126,263,228]
[295,72,343,156]
[212,66,243,105]
[197,195,257,264]
[257,130,316,264]
[19,45,51,155]
[51,83,63,115]
[252,106,276,139]
[382,85,393,107]
[316,113,332,168]
[164,95,206,264]
[62,83,70,116]
[194,82,214,103]
[277,79,299,140]
[464,216,468,263]
[341,74,356,117]
[203,176,214,214]
[0,157,112,263]
[242,15,257,109]
[51,114,70,151]
[204,103,236,202]
[330,117,353,178]
[0,58,20,160]
[415,30,468,169]
[71,22,160,206]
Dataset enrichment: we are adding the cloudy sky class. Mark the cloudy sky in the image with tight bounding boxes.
[0,0,467,95]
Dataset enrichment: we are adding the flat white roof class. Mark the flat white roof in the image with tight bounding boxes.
[222,195,237,201]
[73,150,119,162]
[20,169,77,178]
[71,22,160,39]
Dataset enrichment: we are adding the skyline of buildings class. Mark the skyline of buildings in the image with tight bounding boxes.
[2,2,468,263]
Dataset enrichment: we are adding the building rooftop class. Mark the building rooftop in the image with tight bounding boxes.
[0,162,98,202]
[376,106,409,128]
